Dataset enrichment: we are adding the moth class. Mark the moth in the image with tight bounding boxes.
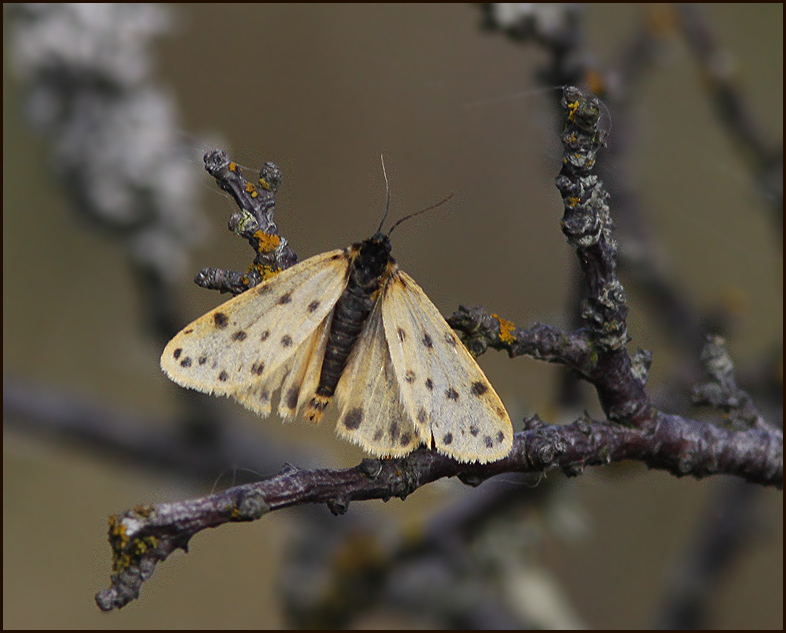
[161,227,513,463]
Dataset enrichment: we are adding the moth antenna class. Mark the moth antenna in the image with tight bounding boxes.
[376,154,392,234]
[387,192,454,237]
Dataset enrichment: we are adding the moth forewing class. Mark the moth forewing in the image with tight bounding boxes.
[381,270,513,463]
[160,249,349,396]
[229,315,330,421]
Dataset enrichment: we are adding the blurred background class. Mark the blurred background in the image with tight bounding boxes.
[3,4,782,629]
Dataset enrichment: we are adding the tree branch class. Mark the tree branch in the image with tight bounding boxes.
[96,411,781,611]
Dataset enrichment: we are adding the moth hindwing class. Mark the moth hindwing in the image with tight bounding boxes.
[161,234,513,463]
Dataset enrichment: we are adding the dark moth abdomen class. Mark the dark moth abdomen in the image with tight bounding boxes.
[305,234,394,421]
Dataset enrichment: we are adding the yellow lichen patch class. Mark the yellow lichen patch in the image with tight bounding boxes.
[107,510,161,573]
[567,100,579,121]
[245,182,258,198]
[258,178,271,191]
[492,313,516,344]
[567,196,581,207]
[246,262,281,283]
[254,230,281,254]
[228,162,238,172]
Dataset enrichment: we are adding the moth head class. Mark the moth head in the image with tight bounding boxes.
[358,233,394,276]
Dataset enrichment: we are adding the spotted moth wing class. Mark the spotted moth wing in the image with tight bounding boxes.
[332,299,421,457]
[381,270,513,463]
[160,249,349,397]
[229,314,331,420]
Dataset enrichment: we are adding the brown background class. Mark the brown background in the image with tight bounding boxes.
[3,4,782,629]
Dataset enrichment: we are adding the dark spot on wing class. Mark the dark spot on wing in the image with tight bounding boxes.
[256,284,272,295]
[417,408,427,424]
[404,370,416,383]
[344,408,363,430]
[251,361,265,375]
[397,328,407,341]
[278,292,292,305]
[173,348,182,359]
[285,387,300,410]
[260,330,270,342]
[471,381,488,396]
[232,330,247,342]
[496,431,505,443]
[308,300,320,313]
[213,312,229,329]
[484,435,493,448]
[469,425,479,437]
[329,253,342,261]
[183,328,194,334]
[198,356,207,365]
[373,429,383,441]
[259,389,270,403]
[400,433,412,446]
[388,420,400,442]
[422,333,433,349]
[180,357,192,368]
[281,335,293,347]
[218,370,229,382]
[443,433,453,445]
[496,406,506,418]
[425,378,434,390]
[446,388,459,401]
[445,332,458,346]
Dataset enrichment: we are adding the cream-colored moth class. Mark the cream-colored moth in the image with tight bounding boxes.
[161,230,513,463]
